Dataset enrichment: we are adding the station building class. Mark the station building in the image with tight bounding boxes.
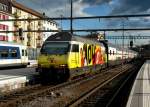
[0,0,59,60]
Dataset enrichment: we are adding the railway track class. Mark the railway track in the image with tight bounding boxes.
[0,61,141,107]
[68,61,143,107]
[0,65,112,107]
[20,63,136,107]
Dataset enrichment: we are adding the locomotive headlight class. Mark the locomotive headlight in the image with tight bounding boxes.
[59,64,67,67]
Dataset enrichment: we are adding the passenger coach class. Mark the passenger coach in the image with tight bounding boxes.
[0,42,29,68]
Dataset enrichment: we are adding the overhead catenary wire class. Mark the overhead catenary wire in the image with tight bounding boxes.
[1,14,150,22]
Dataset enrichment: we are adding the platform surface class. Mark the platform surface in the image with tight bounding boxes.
[0,67,37,92]
[126,60,150,107]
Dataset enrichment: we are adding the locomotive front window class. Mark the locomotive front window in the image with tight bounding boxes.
[41,42,70,54]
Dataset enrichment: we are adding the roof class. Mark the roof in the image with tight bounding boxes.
[45,32,104,46]
[11,0,43,18]
[11,0,58,25]
[46,32,73,42]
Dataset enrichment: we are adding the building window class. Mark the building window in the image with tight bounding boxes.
[0,4,2,10]
[5,15,9,20]
[50,22,52,25]
[43,27,45,30]
[0,4,8,12]
[2,15,5,20]
[2,5,4,10]
[5,25,8,30]
[5,6,8,11]
[3,25,5,30]
[0,24,2,29]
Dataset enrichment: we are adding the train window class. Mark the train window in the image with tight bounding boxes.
[11,50,17,57]
[25,50,27,56]
[71,44,79,52]
[22,50,24,56]
[113,51,115,55]
[41,42,70,54]
[110,50,111,55]
[0,50,8,58]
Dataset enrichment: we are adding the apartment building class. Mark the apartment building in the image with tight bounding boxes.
[0,0,13,42]
[11,0,59,59]
[0,0,59,59]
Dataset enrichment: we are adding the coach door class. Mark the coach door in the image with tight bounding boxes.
[21,49,27,64]
[70,44,79,68]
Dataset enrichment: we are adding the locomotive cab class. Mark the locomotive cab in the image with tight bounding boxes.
[37,33,73,82]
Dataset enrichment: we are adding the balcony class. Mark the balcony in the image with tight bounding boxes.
[36,43,41,48]
[14,21,21,27]
[27,16,32,22]
[38,21,42,26]
[14,32,19,36]
[27,33,31,39]
[37,36,41,40]
[20,37,24,40]
[38,27,43,32]
[14,12,21,18]
[27,41,31,46]
[27,25,32,31]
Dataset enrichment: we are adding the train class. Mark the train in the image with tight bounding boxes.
[36,32,138,82]
[0,41,29,68]
[107,43,137,66]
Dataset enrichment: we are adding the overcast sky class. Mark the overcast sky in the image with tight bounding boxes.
[16,0,150,46]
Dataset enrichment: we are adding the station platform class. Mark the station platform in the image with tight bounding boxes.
[27,60,38,67]
[126,60,150,107]
[0,66,38,92]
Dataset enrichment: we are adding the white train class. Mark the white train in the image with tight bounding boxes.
[108,43,137,66]
[0,42,29,68]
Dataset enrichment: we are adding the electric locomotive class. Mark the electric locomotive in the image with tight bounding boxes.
[37,32,106,82]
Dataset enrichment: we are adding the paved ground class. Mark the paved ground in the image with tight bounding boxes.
[27,60,38,67]
[126,60,150,107]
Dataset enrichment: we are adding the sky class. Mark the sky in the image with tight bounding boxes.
[16,0,150,47]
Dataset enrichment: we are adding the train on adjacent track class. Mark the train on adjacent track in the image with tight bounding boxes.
[0,41,29,68]
[36,32,138,82]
